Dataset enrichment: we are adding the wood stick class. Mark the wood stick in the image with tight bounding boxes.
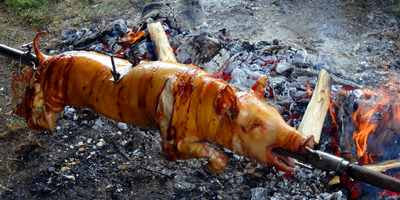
[363,159,400,172]
[147,22,177,62]
[298,69,332,144]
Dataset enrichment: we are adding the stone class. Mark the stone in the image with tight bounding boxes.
[96,139,106,147]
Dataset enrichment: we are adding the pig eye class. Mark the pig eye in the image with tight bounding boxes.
[252,124,261,129]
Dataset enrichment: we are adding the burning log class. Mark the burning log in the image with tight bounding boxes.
[147,21,177,62]
[292,68,362,89]
[298,69,331,143]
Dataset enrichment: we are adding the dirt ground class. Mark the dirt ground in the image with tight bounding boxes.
[1,0,400,199]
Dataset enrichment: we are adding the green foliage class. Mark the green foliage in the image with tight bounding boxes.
[380,0,400,5]
[0,0,154,28]
[354,0,400,16]
[2,0,53,27]
[4,0,49,15]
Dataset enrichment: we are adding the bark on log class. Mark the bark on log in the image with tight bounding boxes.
[148,22,177,62]
[298,69,332,144]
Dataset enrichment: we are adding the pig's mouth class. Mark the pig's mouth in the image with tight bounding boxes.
[270,147,296,172]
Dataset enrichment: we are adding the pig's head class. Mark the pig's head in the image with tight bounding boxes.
[216,77,314,172]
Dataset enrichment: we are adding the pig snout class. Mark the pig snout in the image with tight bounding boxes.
[281,129,315,154]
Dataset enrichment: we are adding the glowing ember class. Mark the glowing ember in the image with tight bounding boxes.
[116,28,146,56]
[121,29,146,48]
[216,69,232,81]
[379,173,400,198]
[341,174,358,199]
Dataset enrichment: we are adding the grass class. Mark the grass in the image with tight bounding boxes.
[0,0,150,28]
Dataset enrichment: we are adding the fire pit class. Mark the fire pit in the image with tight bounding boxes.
[1,0,400,199]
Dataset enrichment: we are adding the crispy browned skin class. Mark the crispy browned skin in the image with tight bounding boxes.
[11,32,314,174]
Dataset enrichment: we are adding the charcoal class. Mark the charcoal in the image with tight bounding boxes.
[73,28,97,47]
[225,60,241,75]
[275,63,293,75]
[268,76,293,107]
[108,41,122,54]
[249,64,261,71]
[231,43,243,55]
[141,2,169,20]
[251,187,269,200]
[88,43,105,53]
[167,0,204,33]
[292,49,307,63]
[176,35,221,67]
[254,41,271,50]
[204,48,230,76]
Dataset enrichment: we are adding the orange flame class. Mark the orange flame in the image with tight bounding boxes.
[329,96,338,128]
[329,76,400,197]
[120,30,146,49]
[351,93,391,162]
[306,80,312,97]
[350,75,400,165]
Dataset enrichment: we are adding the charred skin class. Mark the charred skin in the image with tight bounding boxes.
[11,32,314,174]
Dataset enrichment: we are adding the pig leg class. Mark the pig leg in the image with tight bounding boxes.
[176,142,228,174]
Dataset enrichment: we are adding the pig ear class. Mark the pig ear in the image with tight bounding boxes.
[251,76,268,100]
[215,85,239,119]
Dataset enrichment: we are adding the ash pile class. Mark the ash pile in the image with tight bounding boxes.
[6,1,398,200]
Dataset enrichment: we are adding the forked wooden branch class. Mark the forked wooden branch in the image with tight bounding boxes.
[147,22,177,62]
[298,69,332,144]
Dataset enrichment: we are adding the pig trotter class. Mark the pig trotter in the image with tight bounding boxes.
[176,142,227,174]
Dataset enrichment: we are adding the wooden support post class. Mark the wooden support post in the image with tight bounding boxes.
[298,69,332,144]
[147,22,177,62]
